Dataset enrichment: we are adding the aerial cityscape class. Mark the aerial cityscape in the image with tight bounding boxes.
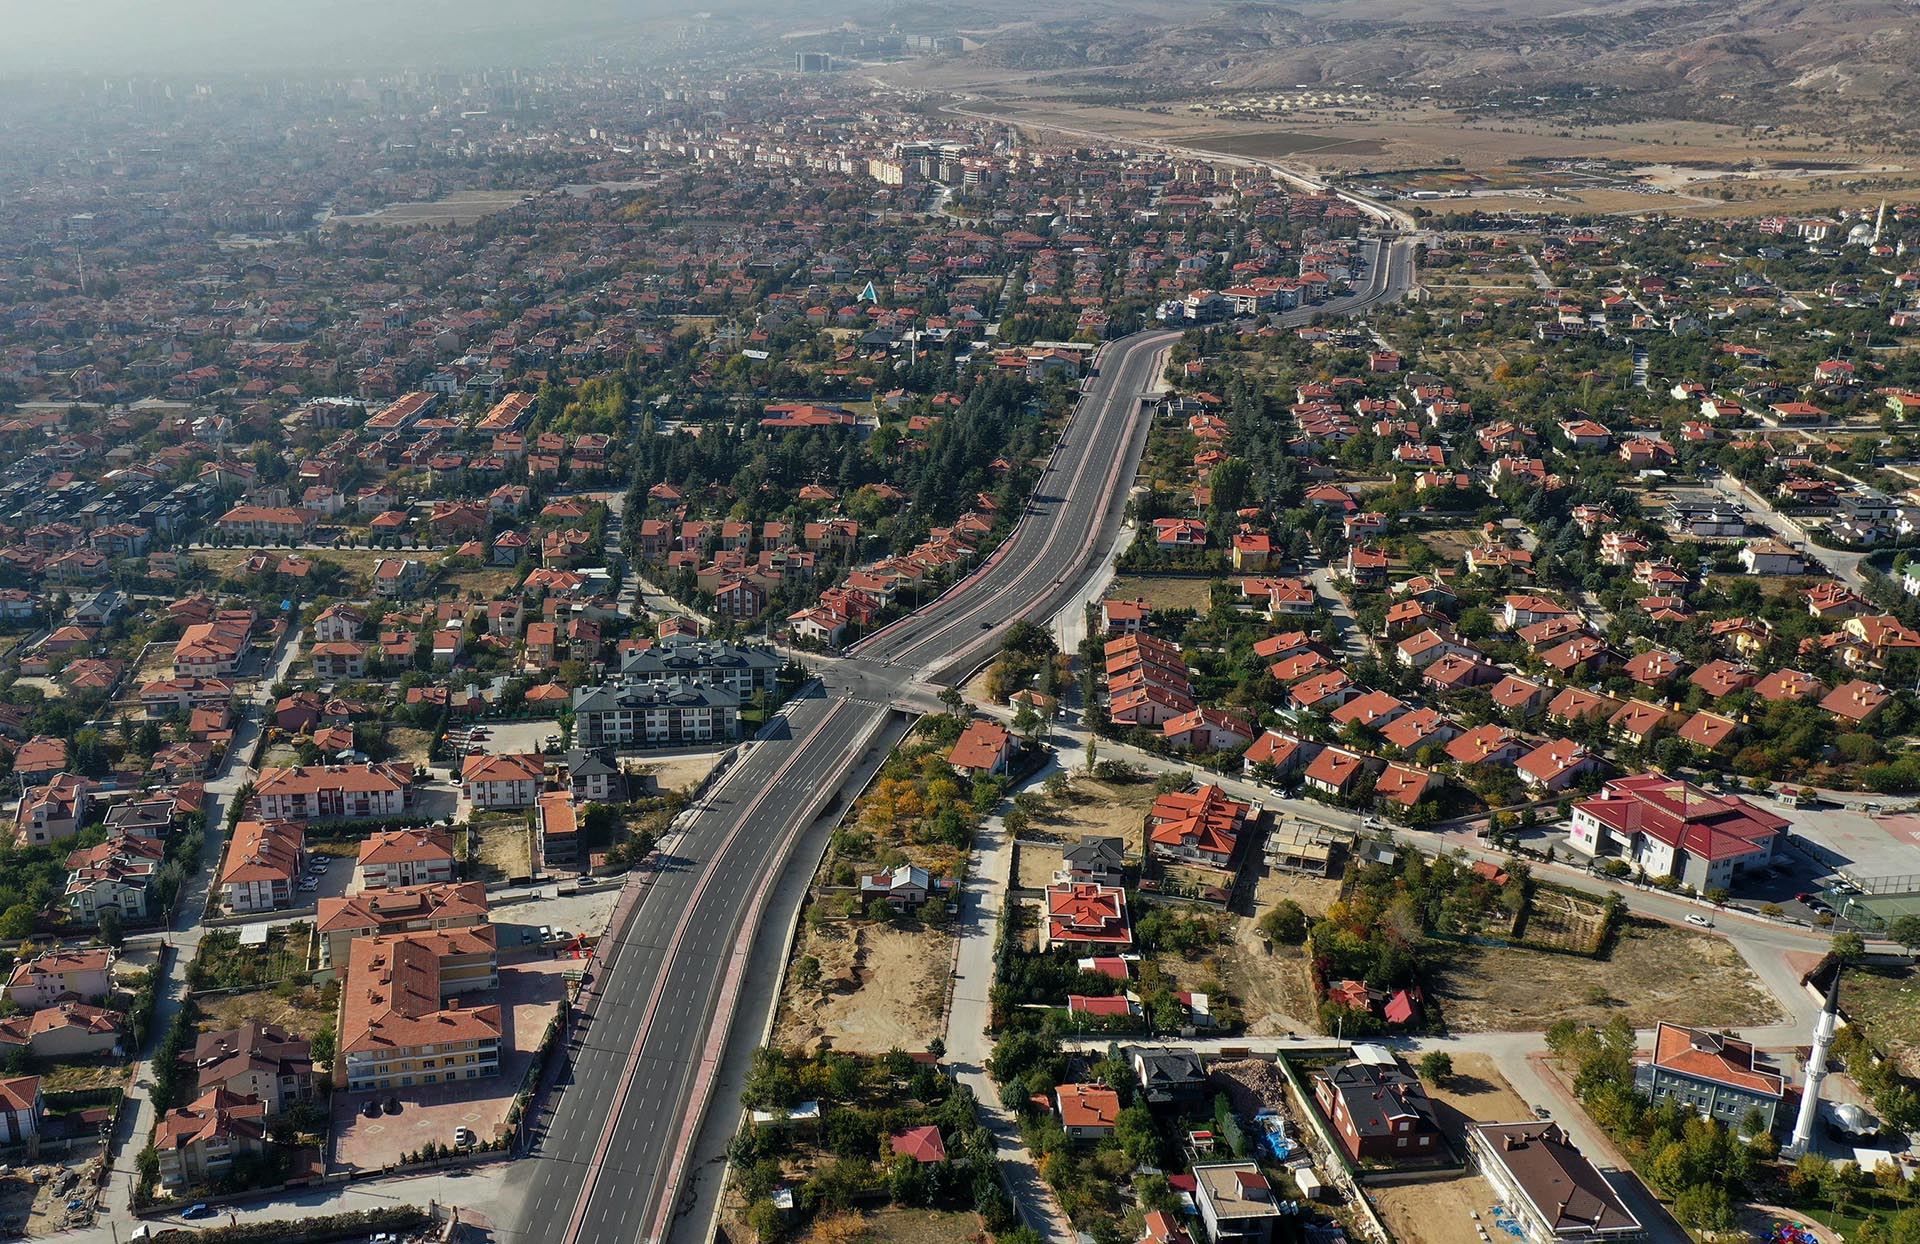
[4,4,1920,1244]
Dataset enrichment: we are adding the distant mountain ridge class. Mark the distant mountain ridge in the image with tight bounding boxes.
[937,0,1920,139]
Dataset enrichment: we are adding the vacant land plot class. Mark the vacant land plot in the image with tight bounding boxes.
[1842,962,1920,1076]
[39,1061,126,1094]
[327,189,530,227]
[790,1209,977,1244]
[859,1208,979,1244]
[470,816,535,883]
[774,921,950,1054]
[1521,889,1609,954]
[388,726,436,768]
[1418,530,1481,565]
[193,925,310,989]
[1369,1171,1502,1244]
[1016,773,1156,852]
[637,749,727,793]
[1433,919,1781,1033]
[1103,574,1216,614]
[198,980,336,1039]
[1219,930,1316,1037]
[1424,1053,1535,1139]
[442,566,526,599]
[1015,840,1063,891]
[1255,869,1342,916]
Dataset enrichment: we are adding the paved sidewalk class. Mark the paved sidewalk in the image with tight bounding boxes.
[946,801,1075,1244]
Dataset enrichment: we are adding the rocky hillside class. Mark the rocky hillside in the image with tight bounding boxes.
[929,0,1920,139]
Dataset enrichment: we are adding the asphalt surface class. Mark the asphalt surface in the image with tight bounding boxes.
[512,235,1418,1244]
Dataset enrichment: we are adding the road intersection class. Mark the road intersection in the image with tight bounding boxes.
[497,238,1421,1244]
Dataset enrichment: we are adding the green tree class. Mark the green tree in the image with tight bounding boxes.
[1889,915,1920,953]
[0,904,35,940]
[1417,1051,1454,1084]
[1257,900,1308,945]
[95,907,124,949]
[1832,930,1868,965]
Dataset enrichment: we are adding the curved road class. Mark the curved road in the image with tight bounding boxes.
[509,235,1418,1244]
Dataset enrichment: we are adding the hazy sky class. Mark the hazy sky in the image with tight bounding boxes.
[0,0,781,77]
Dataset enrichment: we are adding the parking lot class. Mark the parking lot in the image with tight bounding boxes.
[492,884,620,949]
[453,720,560,758]
[294,847,354,904]
[329,953,575,1170]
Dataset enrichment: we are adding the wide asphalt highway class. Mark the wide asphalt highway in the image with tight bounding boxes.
[509,234,1417,1244]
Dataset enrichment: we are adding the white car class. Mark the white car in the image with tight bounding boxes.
[309,857,330,870]
[1684,913,1713,928]
[298,879,319,892]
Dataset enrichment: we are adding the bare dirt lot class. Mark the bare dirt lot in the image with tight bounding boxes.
[1181,868,1345,1036]
[388,726,436,768]
[1368,1172,1503,1244]
[774,921,951,1055]
[790,1208,978,1244]
[1220,933,1317,1037]
[1015,840,1063,891]
[198,981,337,1038]
[1433,919,1781,1033]
[470,816,535,883]
[1104,575,1216,615]
[635,749,728,794]
[1017,773,1156,852]
[859,1207,979,1244]
[1424,1053,1536,1137]
[1255,869,1343,916]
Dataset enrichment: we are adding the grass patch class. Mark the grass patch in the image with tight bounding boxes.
[188,925,311,992]
[1840,961,1920,1076]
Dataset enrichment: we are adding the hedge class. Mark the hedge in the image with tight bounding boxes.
[151,1206,431,1244]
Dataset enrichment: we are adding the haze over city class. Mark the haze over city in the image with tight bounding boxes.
[1,5,1919,1244]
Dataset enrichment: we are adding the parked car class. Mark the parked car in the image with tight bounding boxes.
[539,925,553,942]
[310,856,330,870]
[1684,913,1713,928]
[454,1127,476,1148]
[182,1204,215,1220]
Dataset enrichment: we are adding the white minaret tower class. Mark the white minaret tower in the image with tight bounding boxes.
[1786,971,1842,1158]
[1874,199,1887,246]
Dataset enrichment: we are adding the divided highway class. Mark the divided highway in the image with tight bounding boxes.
[510,234,1417,1244]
